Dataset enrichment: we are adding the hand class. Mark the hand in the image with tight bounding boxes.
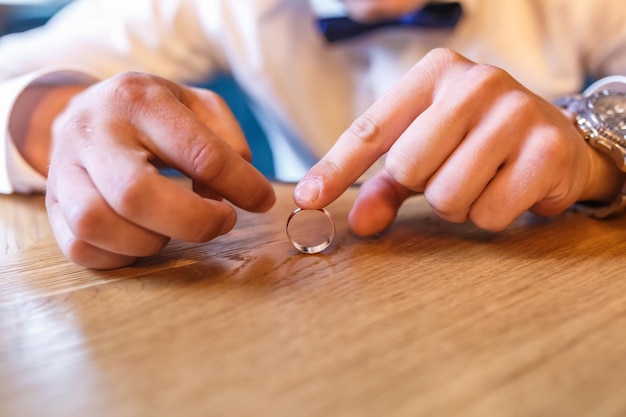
[294,48,625,236]
[46,72,275,269]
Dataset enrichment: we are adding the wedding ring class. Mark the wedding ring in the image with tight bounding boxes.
[286,208,336,254]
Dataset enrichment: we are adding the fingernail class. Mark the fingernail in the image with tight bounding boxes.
[295,178,321,204]
[219,211,237,235]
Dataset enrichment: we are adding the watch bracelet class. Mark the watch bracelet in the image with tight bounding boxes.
[570,190,626,219]
[555,92,626,219]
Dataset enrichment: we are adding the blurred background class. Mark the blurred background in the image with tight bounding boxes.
[0,0,275,178]
[0,0,71,35]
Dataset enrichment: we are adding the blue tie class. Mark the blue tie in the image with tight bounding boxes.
[317,2,463,43]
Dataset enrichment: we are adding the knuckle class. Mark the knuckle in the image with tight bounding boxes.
[52,71,168,143]
[106,170,152,217]
[505,90,540,119]
[105,72,171,116]
[465,63,508,86]
[192,88,253,162]
[347,113,384,149]
[233,142,252,163]
[52,110,86,139]
[185,139,229,181]
[385,151,424,191]
[424,189,467,223]
[534,193,575,217]
[455,63,514,102]
[313,158,345,192]
[420,48,469,79]
[187,208,235,243]
[199,88,228,110]
[469,208,508,232]
[62,237,136,270]
[538,131,565,161]
[65,200,109,241]
[108,71,155,98]
[61,238,94,267]
[424,47,463,66]
[52,96,97,144]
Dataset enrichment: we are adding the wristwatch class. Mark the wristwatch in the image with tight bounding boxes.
[556,88,626,218]
[556,89,626,172]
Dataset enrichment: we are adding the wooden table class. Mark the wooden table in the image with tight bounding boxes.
[1,178,626,417]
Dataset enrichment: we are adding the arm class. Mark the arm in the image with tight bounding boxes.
[9,82,86,178]
[294,49,626,236]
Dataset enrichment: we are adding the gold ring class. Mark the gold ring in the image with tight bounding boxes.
[286,208,336,254]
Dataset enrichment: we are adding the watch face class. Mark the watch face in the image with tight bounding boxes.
[589,92,626,140]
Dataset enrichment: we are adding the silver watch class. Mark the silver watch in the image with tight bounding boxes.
[556,89,626,172]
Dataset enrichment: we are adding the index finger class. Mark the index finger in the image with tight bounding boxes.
[294,48,470,209]
[133,78,275,213]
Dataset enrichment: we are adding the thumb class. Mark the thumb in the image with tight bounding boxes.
[349,171,416,236]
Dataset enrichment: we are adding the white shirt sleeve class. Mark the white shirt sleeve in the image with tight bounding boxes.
[0,68,98,194]
[0,0,225,83]
[0,0,226,194]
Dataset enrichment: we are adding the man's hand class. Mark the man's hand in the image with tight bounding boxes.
[45,72,275,269]
[294,48,625,236]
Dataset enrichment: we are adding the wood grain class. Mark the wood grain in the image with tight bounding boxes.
[1,179,626,417]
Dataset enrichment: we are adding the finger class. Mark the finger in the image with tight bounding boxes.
[295,48,472,208]
[96,73,275,213]
[46,194,138,270]
[192,181,224,201]
[348,171,416,236]
[383,89,480,193]
[184,86,252,162]
[423,91,578,228]
[51,161,170,257]
[75,136,240,243]
[136,81,274,213]
[416,92,527,223]
[468,153,547,231]
[468,127,577,230]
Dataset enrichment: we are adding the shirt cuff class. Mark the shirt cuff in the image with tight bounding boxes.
[0,67,99,194]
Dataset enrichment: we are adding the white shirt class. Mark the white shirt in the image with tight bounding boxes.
[1,0,626,193]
